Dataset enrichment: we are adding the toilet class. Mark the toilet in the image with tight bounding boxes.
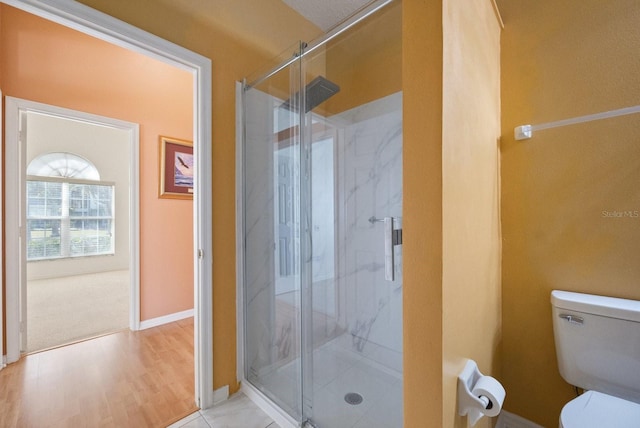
[551,290,640,428]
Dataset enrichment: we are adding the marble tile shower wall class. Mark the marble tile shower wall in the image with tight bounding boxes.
[335,92,403,363]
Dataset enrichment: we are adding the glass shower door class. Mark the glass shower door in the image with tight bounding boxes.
[242,47,305,423]
[242,4,402,427]
[300,5,403,425]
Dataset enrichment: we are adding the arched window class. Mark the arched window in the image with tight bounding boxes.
[26,152,115,260]
[27,152,101,180]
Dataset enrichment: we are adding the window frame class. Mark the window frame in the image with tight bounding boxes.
[26,174,116,261]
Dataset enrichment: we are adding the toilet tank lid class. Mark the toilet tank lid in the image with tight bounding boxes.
[551,290,640,323]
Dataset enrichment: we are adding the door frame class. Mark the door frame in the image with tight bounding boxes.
[0,88,3,369]
[0,0,214,409]
[5,97,141,350]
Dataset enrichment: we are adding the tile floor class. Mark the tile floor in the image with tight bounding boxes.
[172,334,403,428]
[168,393,279,428]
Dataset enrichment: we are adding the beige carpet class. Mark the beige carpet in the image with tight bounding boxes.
[27,270,129,353]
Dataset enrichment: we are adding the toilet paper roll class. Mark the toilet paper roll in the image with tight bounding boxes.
[471,376,506,418]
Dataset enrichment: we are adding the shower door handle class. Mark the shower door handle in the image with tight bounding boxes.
[384,217,402,281]
[384,217,394,281]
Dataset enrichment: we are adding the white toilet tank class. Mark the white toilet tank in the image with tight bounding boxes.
[551,290,640,404]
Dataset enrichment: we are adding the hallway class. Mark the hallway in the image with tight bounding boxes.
[0,318,196,427]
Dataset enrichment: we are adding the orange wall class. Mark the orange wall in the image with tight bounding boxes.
[1,5,194,322]
[442,0,502,427]
[324,1,402,115]
[402,0,444,426]
[498,0,640,426]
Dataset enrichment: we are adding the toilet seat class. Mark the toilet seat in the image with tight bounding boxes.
[560,390,640,428]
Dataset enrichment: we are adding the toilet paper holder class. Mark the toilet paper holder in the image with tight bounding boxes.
[458,359,505,427]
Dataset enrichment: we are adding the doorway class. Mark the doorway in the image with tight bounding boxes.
[17,105,134,354]
[0,0,213,409]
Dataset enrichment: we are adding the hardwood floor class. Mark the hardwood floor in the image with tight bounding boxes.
[0,318,197,428]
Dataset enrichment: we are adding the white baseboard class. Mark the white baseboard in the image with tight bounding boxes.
[213,385,229,404]
[139,309,194,330]
[496,410,545,428]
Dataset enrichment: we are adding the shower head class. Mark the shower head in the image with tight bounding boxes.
[282,76,340,113]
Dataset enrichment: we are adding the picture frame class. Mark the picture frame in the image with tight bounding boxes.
[159,136,194,199]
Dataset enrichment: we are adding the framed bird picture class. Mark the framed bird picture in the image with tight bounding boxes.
[159,136,194,199]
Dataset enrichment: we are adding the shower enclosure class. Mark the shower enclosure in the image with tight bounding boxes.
[238,2,402,427]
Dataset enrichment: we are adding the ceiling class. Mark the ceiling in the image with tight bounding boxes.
[281,0,373,31]
[148,0,380,61]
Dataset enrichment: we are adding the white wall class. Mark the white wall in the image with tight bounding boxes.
[26,111,130,280]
